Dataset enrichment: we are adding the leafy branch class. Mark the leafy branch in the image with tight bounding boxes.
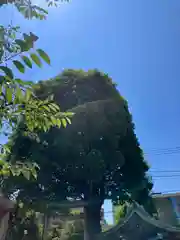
[0,1,73,180]
[0,0,70,19]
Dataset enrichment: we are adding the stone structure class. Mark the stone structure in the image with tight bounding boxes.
[0,195,14,240]
[97,203,180,240]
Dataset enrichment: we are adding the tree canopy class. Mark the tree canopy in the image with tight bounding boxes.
[4,69,153,239]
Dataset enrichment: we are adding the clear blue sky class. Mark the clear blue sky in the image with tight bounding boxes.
[1,0,180,224]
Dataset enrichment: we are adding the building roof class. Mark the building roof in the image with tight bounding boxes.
[152,192,180,199]
[97,203,180,240]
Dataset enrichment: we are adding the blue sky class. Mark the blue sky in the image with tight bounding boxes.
[1,0,180,224]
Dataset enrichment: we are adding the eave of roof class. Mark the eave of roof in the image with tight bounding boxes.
[152,192,180,199]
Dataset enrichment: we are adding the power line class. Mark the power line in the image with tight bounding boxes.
[145,150,180,156]
[149,170,180,173]
[144,146,180,153]
[144,146,180,156]
[153,189,180,194]
[143,147,180,180]
[153,175,180,178]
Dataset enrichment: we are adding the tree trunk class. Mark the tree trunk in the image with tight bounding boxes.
[84,203,101,240]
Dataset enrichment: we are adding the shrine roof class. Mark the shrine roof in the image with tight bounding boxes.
[97,203,180,240]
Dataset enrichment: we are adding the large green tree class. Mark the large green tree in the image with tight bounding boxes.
[5,69,153,240]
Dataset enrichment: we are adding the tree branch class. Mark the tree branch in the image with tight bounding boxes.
[0,0,14,6]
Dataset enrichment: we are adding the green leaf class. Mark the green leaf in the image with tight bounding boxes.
[66,117,71,124]
[23,32,39,44]
[33,162,40,170]
[48,2,53,6]
[37,49,50,65]
[13,60,25,73]
[34,6,48,14]
[4,75,12,83]
[23,32,39,49]
[61,118,67,128]
[65,112,75,117]
[31,168,37,179]
[50,116,57,125]
[15,39,29,51]
[15,87,23,103]
[3,145,11,154]
[30,53,42,67]
[15,78,33,86]
[49,103,59,112]
[6,87,12,103]
[42,105,50,112]
[23,33,30,41]
[1,169,10,176]
[29,32,39,42]
[25,89,32,101]
[26,122,34,132]
[21,55,32,68]
[43,124,47,132]
[56,119,61,128]
[25,81,33,86]
[21,169,30,180]
[11,168,21,176]
[0,160,5,166]
[52,103,59,110]
[0,66,13,79]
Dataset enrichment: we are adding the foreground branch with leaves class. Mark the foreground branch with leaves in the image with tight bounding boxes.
[0,0,72,179]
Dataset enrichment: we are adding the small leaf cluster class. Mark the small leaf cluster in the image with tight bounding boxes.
[47,0,70,7]
[16,3,48,20]
[0,0,70,20]
[0,30,49,69]
[0,143,39,180]
[0,160,38,180]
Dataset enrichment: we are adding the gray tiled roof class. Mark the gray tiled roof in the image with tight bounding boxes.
[96,203,180,240]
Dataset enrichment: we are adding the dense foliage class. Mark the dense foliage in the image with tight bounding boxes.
[4,69,153,239]
[114,204,127,224]
[6,204,84,240]
[47,220,84,240]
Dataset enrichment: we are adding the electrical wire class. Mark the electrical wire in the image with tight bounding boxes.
[144,146,180,153]
[149,170,180,173]
[144,146,180,156]
[143,147,180,179]
[153,175,180,178]
[145,150,180,156]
